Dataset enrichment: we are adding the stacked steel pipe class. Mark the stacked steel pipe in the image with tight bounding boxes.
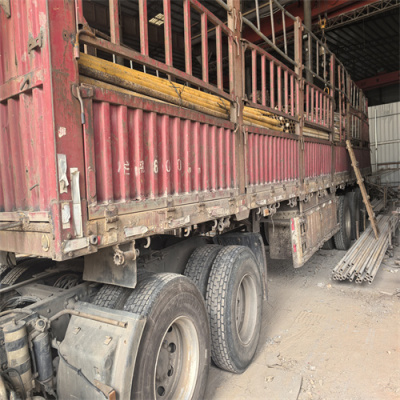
[332,214,398,284]
[78,53,290,132]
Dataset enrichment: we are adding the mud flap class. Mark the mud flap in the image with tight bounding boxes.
[57,302,145,399]
[291,199,339,268]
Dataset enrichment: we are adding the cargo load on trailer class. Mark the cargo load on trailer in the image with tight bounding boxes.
[0,0,370,398]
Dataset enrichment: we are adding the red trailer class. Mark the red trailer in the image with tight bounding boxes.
[0,0,370,398]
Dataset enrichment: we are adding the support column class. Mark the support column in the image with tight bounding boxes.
[227,0,245,195]
[303,0,313,84]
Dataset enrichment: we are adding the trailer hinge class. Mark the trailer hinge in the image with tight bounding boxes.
[0,0,10,18]
[28,30,43,54]
[300,137,305,150]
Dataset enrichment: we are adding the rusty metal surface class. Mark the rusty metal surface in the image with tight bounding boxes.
[304,141,332,178]
[291,194,338,268]
[335,145,350,173]
[0,0,371,262]
[0,0,55,213]
[88,94,237,208]
[247,131,299,185]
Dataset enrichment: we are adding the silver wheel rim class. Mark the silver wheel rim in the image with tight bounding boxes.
[235,274,258,345]
[345,206,351,239]
[154,316,200,400]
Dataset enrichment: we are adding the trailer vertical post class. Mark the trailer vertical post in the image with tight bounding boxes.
[228,0,245,195]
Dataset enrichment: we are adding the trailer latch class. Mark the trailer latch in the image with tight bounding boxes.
[28,30,43,54]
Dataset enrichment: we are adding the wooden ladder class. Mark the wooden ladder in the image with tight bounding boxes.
[346,140,379,239]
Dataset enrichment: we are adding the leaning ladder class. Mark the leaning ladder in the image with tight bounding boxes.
[346,140,379,239]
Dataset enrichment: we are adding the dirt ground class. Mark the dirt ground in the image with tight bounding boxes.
[205,235,400,400]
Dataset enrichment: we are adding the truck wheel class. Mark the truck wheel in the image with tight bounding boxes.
[347,191,361,240]
[354,188,366,233]
[93,284,131,309]
[124,273,210,399]
[183,245,222,297]
[0,258,55,311]
[206,246,262,374]
[261,223,269,245]
[322,237,335,250]
[334,195,352,250]
[93,269,153,309]
[0,258,54,286]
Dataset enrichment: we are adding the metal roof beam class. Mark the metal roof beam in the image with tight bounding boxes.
[356,70,400,91]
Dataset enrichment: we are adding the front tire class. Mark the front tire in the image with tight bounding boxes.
[206,246,262,374]
[124,273,210,400]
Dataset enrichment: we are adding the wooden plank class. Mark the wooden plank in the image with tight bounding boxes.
[346,140,379,239]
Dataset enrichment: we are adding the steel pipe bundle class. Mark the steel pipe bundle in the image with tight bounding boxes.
[78,53,291,132]
[332,214,398,284]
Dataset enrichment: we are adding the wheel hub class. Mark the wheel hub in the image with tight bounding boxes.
[154,317,200,399]
[235,274,258,346]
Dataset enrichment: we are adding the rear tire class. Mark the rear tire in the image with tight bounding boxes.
[206,246,262,374]
[322,237,335,250]
[334,195,352,250]
[125,273,210,400]
[347,191,360,240]
[93,268,153,309]
[183,245,222,298]
[93,285,131,309]
[354,188,366,232]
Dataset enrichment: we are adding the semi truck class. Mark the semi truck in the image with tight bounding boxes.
[0,0,370,398]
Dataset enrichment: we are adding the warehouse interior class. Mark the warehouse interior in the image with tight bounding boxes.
[0,0,399,399]
[78,0,399,397]
[202,1,400,398]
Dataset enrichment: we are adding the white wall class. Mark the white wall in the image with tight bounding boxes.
[368,101,400,186]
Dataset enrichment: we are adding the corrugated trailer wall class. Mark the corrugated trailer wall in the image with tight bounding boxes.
[369,101,400,186]
[92,102,237,202]
[0,0,86,259]
[0,0,371,261]
[304,141,331,178]
[247,132,299,186]
[0,0,56,213]
[83,87,238,220]
[335,145,370,174]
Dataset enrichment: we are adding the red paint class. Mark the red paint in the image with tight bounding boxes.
[0,0,370,262]
[356,71,400,91]
[92,101,237,202]
[247,133,299,186]
[304,142,332,178]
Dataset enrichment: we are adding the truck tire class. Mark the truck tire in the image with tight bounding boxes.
[183,245,222,298]
[124,273,210,399]
[93,268,153,308]
[354,188,366,233]
[347,191,360,240]
[0,259,54,311]
[93,285,131,309]
[334,195,352,250]
[206,246,262,374]
[0,265,11,281]
[322,237,335,250]
[261,223,269,245]
[0,258,54,286]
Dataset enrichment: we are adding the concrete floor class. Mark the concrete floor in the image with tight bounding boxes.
[205,238,400,400]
